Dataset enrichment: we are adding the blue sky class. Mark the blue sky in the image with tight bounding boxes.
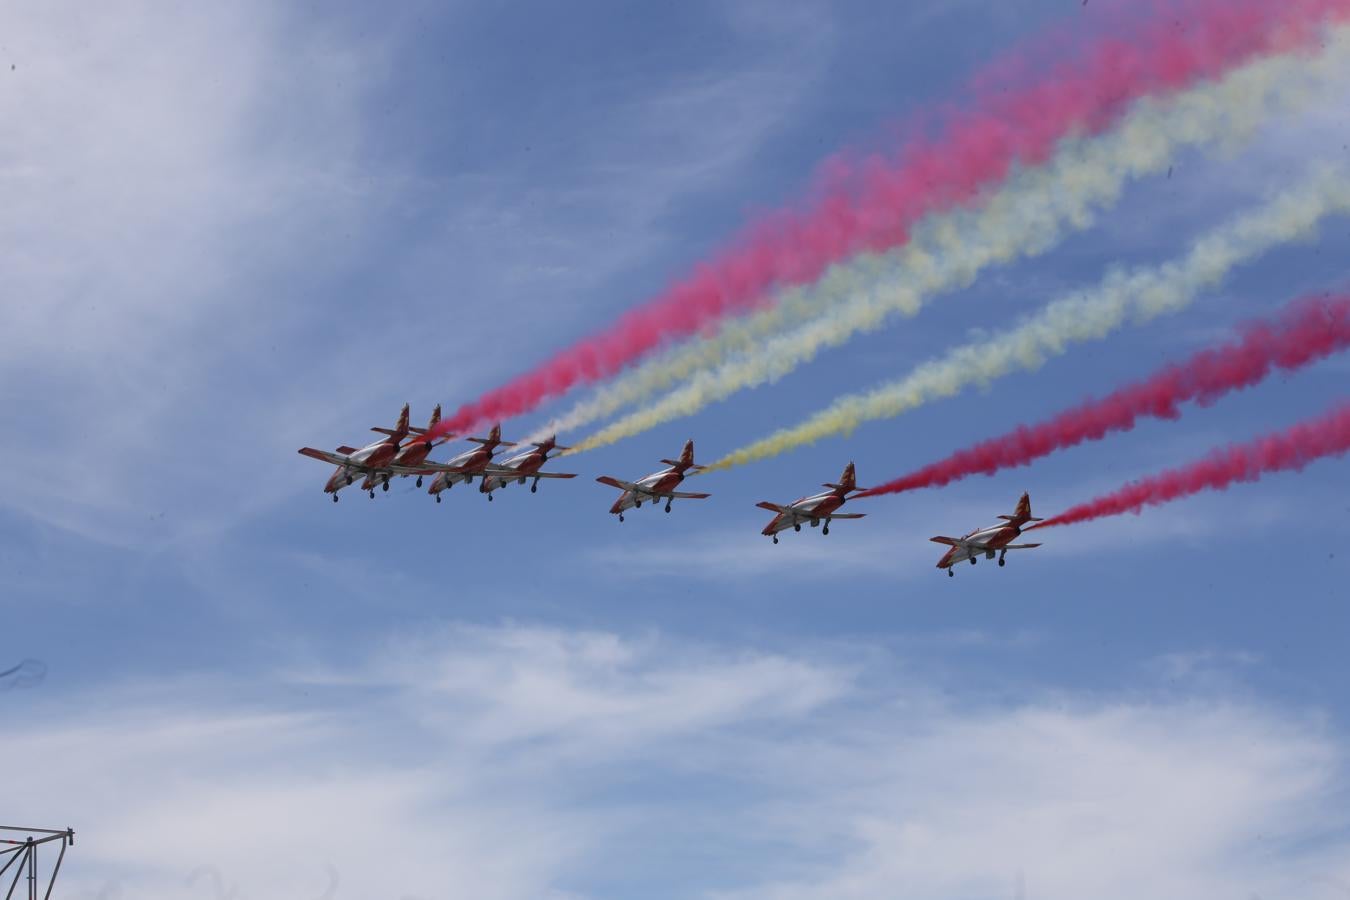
[3,1,1349,898]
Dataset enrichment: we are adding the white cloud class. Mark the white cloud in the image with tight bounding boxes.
[4,623,1348,899]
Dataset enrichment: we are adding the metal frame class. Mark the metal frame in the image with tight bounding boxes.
[0,827,74,900]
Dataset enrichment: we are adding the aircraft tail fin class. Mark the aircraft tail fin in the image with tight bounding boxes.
[824,461,866,493]
[467,423,516,447]
[1002,492,1041,526]
[662,439,703,471]
[534,435,570,453]
[405,404,441,437]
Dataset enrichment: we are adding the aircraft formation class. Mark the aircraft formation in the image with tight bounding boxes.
[299,404,1043,576]
[299,4,1350,579]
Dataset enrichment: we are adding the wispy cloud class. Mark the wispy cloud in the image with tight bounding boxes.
[6,622,1347,899]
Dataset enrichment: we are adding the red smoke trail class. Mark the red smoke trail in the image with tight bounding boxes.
[430,0,1350,440]
[860,294,1350,497]
[1031,399,1350,528]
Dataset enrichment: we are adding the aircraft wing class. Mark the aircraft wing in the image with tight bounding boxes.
[823,512,865,520]
[530,471,578,479]
[299,447,353,467]
[493,470,577,480]
[415,461,487,474]
[1002,543,1042,550]
[756,501,790,513]
[373,463,450,476]
[665,490,711,500]
[597,476,644,493]
[929,536,966,547]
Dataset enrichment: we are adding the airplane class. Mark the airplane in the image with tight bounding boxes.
[756,461,867,544]
[931,492,1043,577]
[426,423,515,503]
[358,404,452,494]
[478,435,578,498]
[595,439,711,522]
[298,404,412,502]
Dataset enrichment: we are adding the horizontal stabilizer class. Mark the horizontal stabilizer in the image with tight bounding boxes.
[824,483,870,493]
[756,501,789,513]
[929,536,962,546]
[998,514,1044,522]
[661,460,707,471]
[467,437,517,446]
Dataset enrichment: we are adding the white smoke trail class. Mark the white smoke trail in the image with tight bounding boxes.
[557,27,1350,453]
[709,165,1350,469]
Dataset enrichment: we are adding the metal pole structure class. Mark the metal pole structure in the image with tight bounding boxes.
[40,832,69,900]
[4,843,25,900]
[0,829,73,900]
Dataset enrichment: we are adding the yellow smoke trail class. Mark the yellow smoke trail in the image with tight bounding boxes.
[558,28,1350,454]
[708,165,1350,469]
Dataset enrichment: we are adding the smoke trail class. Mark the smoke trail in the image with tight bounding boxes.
[1031,399,1350,528]
[533,31,1350,446]
[709,166,1350,469]
[571,43,1350,456]
[860,294,1350,496]
[432,0,1350,442]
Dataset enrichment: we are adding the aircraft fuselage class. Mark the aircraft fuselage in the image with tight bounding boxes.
[936,522,1023,568]
[427,445,497,496]
[761,490,845,535]
[610,467,683,514]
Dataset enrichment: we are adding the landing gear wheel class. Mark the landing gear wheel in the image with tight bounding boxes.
[368,490,375,499]
[619,513,625,522]
[382,480,389,492]
[772,535,779,544]
[435,494,441,504]
[332,494,338,503]
[794,523,801,532]
[822,524,830,535]
[969,556,976,565]
[531,483,538,493]
[416,476,423,488]
[947,569,954,577]
[635,500,642,509]
[998,558,1006,567]
[665,501,672,513]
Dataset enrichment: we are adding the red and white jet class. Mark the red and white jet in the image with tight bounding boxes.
[931,492,1043,577]
[426,423,515,503]
[477,435,577,499]
[358,404,453,495]
[757,461,867,544]
[595,440,711,522]
[298,404,413,502]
